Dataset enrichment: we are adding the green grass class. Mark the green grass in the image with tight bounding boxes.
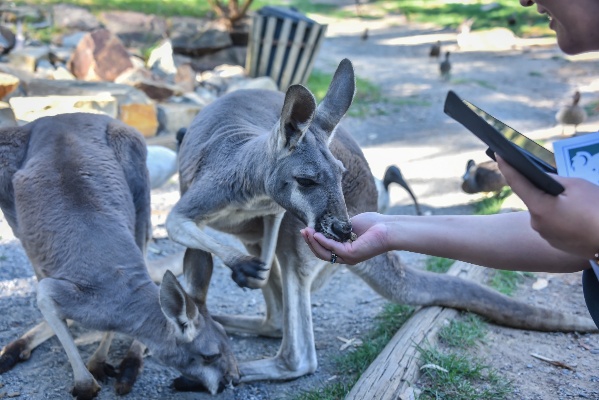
[425,256,454,274]
[294,303,414,400]
[585,100,599,117]
[417,344,513,400]
[18,0,213,18]
[473,187,513,215]
[307,70,386,118]
[439,314,487,349]
[380,0,552,37]
[488,270,534,296]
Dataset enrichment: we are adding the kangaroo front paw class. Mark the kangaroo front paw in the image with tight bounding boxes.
[71,379,100,400]
[230,257,269,289]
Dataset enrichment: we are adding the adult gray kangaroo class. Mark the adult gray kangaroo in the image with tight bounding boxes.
[166,59,597,383]
[0,113,238,398]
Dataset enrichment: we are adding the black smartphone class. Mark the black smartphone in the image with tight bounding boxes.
[444,90,565,196]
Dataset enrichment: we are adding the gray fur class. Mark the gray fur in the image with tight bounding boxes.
[0,113,238,397]
[166,58,596,384]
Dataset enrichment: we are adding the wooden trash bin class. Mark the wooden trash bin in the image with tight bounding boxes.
[245,6,327,91]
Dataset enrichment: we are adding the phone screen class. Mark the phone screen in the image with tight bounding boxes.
[462,100,556,169]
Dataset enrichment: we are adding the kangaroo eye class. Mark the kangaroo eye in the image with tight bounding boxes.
[296,177,317,188]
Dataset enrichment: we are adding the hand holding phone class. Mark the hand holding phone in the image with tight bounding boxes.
[444,91,565,196]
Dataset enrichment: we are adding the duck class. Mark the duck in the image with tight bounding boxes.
[461,159,508,194]
[361,28,369,41]
[556,91,587,135]
[429,40,441,59]
[439,51,451,80]
[375,165,422,215]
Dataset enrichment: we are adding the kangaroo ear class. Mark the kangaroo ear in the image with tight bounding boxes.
[183,249,213,307]
[314,58,355,136]
[159,270,199,342]
[277,84,316,151]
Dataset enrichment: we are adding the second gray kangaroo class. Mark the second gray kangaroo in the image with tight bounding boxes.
[0,113,238,399]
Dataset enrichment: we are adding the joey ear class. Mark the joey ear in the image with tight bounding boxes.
[314,58,355,136]
[278,84,316,151]
[159,270,199,342]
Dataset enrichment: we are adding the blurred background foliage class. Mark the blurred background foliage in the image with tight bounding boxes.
[17,0,552,37]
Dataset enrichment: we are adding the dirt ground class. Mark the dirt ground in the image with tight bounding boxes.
[2,10,599,400]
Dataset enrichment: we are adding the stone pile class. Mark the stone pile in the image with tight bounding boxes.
[0,3,279,142]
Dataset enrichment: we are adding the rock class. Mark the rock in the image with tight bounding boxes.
[146,145,178,190]
[35,59,55,78]
[9,93,118,124]
[52,4,101,31]
[175,63,196,93]
[170,17,232,56]
[7,46,50,72]
[52,65,76,80]
[120,102,158,137]
[48,46,73,64]
[60,32,86,48]
[0,25,16,55]
[147,40,177,79]
[190,46,247,72]
[0,72,20,99]
[25,79,158,137]
[115,67,182,101]
[68,29,134,82]
[0,64,34,86]
[0,101,17,128]
[157,102,202,135]
[225,76,279,94]
[188,88,218,106]
[98,11,167,48]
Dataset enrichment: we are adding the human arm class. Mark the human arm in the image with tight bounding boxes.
[497,155,599,260]
[301,210,589,273]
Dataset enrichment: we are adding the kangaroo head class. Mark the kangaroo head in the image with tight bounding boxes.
[159,265,239,395]
[266,58,355,242]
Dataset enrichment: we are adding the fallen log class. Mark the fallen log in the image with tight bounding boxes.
[346,261,488,400]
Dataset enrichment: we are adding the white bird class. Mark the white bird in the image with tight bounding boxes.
[146,145,178,190]
[375,165,422,215]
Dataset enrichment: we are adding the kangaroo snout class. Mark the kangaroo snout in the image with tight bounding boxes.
[317,214,352,242]
[332,220,353,242]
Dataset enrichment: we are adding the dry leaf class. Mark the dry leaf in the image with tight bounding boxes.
[336,336,363,351]
[420,363,449,373]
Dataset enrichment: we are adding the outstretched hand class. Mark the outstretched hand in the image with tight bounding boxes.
[301,212,390,265]
[497,155,599,259]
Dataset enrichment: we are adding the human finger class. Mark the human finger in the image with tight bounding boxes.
[496,155,547,206]
[301,228,347,263]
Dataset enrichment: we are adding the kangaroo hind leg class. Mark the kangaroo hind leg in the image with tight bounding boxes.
[0,320,56,373]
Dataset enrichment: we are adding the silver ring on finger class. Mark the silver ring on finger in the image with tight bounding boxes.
[330,251,337,264]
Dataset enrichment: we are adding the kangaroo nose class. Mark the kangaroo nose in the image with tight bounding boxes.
[331,220,352,241]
